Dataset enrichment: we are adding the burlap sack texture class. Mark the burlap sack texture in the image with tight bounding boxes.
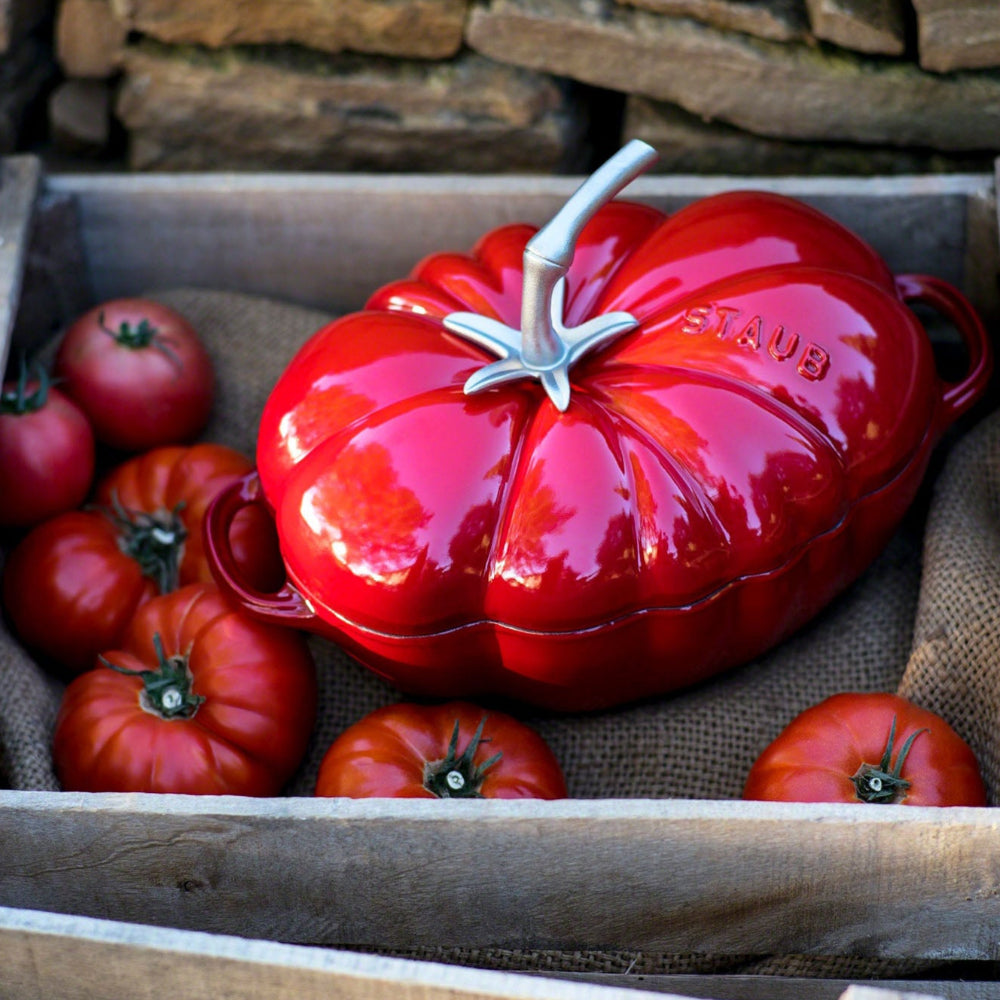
[0,286,996,978]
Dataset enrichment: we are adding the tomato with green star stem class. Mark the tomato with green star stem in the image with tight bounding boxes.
[2,442,282,675]
[0,359,95,527]
[743,692,987,807]
[315,700,568,799]
[55,298,214,451]
[53,583,317,795]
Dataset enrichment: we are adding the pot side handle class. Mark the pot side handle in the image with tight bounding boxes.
[204,471,317,627]
[896,273,994,427]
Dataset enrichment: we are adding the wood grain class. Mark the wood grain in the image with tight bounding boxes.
[0,905,965,1000]
[42,171,997,319]
[2,163,999,992]
[0,155,39,378]
[3,793,1000,961]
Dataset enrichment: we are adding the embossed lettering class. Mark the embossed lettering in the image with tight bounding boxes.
[736,315,762,350]
[798,344,831,380]
[673,304,831,383]
[680,305,712,335]
[715,306,741,340]
[768,324,799,361]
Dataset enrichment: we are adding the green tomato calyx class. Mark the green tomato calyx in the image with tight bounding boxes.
[102,491,188,594]
[423,716,502,799]
[99,311,183,371]
[0,357,51,415]
[851,715,928,804]
[103,632,204,720]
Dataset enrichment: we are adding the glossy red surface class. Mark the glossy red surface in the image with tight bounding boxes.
[208,190,992,711]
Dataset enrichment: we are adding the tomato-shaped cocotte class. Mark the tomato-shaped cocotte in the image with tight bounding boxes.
[315,701,567,799]
[53,584,317,795]
[207,142,992,712]
[743,692,986,807]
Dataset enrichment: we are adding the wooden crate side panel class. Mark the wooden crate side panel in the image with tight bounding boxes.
[2,793,1000,961]
[0,905,676,1000]
[549,975,994,1000]
[0,155,39,378]
[42,173,997,320]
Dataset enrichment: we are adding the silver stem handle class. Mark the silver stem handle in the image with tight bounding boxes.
[520,139,659,367]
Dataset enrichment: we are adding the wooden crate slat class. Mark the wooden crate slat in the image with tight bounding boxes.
[0,906,962,1000]
[43,172,996,319]
[2,793,1000,960]
[0,154,39,378]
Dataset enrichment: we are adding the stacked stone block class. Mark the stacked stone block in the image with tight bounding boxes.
[49,0,1000,173]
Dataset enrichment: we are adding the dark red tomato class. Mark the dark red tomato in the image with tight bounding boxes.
[315,700,568,799]
[2,510,157,674]
[94,443,284,593]
[743,692,987,807]
[0,361,95,527]
[53,583,317,795]
[55,298,213,451]
[2,442,282,675]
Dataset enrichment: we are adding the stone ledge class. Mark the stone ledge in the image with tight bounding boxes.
[913,0,1000,73]
[623,95,994,175]
[613,0,808,42]
[109,0,468,60]
[805,0,906,57]
[466,0,1000,152]
[56,0,127,78]
[115,43,584,172]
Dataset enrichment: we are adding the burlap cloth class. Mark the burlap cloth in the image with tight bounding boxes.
[2,287,997,979]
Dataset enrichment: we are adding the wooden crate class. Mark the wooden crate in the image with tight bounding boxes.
[1,154,1000,999]
[0,905,974,1000]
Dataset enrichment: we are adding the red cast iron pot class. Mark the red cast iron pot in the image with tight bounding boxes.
[206,142,992,712]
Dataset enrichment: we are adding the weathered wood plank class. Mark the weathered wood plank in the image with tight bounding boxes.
[2,793,1000,961]
[541,974,994,1000]
[0,907,962,1000]
[0,905,671,1000]
[0,155,39,378]
[42,170,997,318]
[3,912,973,1000]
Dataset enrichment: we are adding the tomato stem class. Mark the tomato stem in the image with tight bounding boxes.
[423,716,502,798]
[101,632,204,720]
[0,356,50,415]
[851,715,929,804]
[101,491,188,594]
[445,141,657,411]
[98,311,183,371]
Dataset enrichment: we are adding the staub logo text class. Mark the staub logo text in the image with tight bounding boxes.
[676,304,831,381]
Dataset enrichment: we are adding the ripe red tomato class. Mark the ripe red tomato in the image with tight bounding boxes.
[315,700,568,799]
[94,442,284,592]
[2,442,282,674]
[53,583,317,795]
[743,692,987,807]
[0,361,95,527]
[54,298,214,451]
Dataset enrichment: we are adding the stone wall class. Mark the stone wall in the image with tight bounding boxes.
[45,0,1000,174]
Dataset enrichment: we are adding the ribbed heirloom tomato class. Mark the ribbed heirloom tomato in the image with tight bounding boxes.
[3,442,282,674]
[743,692,987,807]
[53,584,317,795]
[55,298,214,451]
[315,701,567,799]
[207,141,991,712]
